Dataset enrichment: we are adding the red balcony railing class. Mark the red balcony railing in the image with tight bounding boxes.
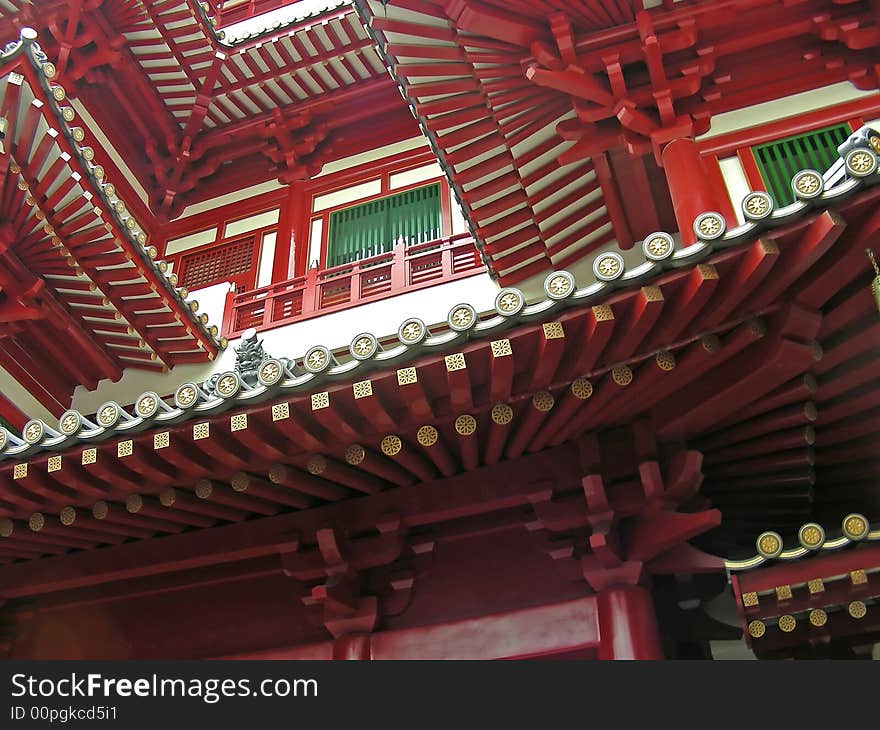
[222,233,485,336]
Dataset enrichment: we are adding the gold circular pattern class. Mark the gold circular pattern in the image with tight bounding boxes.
[92,501,108,520]
[345,444,365,465]
[62,107,75,122]
[159,489,176,507]
[596,255,622,278]
[29,513,45,532]
[136,393,157,417]
[307,454,327,475]
[748,620,765,638]
[793,171,821,196]
[401,321,423,343]
[697,214,723,237]
[497,291,522,314]
[798,523,825,550]
[43,62,57,79]
[0,518,13,537]
[417,425,438,447]
[847,149,875,175]
[351,335,375,358]
[571,377,593,400]
[778,615,796,633]
[450,306,474,328]
[60,506,76,526]
[455,414,477,436]
[612,366,633,386]
[744,193,770,217]
[70,127,85,142]
[24,420,44,443]
[52,85,66,101]
[306,348,328,370]
[97,403,118,427]
[757,531,783,558]
[647,236,671,258]
[532,391,554,412]
[215,373,239,397]
[381,435,402,456]
[175,383,198,407]
[809,609,827,627]
[843,513,869,541]
[259,360,281,383]
[491,403,514,425]
[231,473,249,492]
[126,494,143,513]
[547,274,572,297]
[848,601,867,619]
[195,480,213,499]
[655,351,676,371]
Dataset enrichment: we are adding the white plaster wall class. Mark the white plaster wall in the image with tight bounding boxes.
[70,272,500,413]
[0,364,58,423]
[718,155,751,225]
[697,83,878,140]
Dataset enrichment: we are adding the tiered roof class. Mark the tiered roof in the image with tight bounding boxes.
[0,31,222,409]
[359,0,880,283]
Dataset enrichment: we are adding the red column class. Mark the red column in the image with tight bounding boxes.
[661,138,729,246]
[273,181,309,282]
[332,635,371,660]
[597,585,663,660]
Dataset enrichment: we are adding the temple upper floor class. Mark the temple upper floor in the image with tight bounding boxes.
[1,0,880,426]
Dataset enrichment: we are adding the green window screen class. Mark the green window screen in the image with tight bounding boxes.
[326,183,442,268]
[753,123,850,207]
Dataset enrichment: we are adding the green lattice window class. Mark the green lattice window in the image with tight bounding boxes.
[753,123,851,207]
[326,183,442,268]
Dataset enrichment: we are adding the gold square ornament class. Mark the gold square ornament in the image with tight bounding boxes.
[230,413,248,432]
[117,440,133,458]
[193,423,210,440]
[353,380,373,399]
[82,448,96,465]
[397,367,417,386]
[272,403,289,421]
[542,322,565,339]
[445,353,466,371]
[13,463,27,479]
[154,432,170,450]
[490,339,512,357]
[48,455,62,473]
[311,392,329,410]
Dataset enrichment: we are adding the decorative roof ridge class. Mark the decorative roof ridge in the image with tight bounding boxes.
[726,514,880,572]
[6,28,225,355]
[191,0,354,48]
[0,126,878,463]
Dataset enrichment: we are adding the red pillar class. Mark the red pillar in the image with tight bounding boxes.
[332,635,372,660]
[661,138,729,246]
[597,585,663,660]
[273,181,309,282]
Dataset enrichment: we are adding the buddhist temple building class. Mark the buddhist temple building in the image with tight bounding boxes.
[1,0,880,660]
